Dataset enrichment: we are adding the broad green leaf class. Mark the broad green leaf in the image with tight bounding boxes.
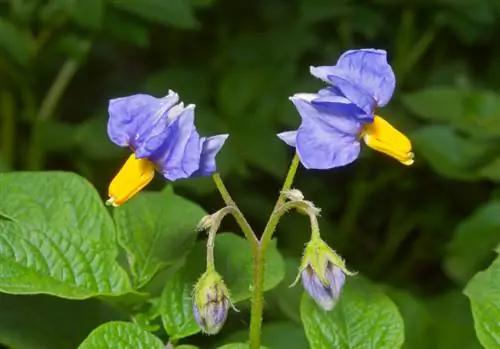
[114,188,205,287]
[301,277,404,349]
[110,0,198,29]
[411,125,493,180]
[176,346,199,349]
[78,321,164,349]
[0,18,32,66]
[160,265,199,340]
[465,257,500,349]
[220,321,309,349]
[160,233,285,339]
[0,294,125,349]
[0,172,132,298]
[445,200,500,283]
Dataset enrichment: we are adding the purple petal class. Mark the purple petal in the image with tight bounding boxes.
[107,91,179,152]
[301,267,335,310]
[290,94,362,136]
[193,134,229,177]
[310,49,395,107]
[277,131,297,147]
[154,106,201,181]
[309,89,371,123]
[296,117,361,169]
[325,264,346,300]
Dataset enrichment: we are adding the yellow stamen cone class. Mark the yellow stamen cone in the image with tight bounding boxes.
[106,153,155,207]
[362,115,414,165]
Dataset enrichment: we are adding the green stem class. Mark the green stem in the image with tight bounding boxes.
[249,153,300,349]
[0,91,15,167]
[212,173,258,250]
[206,207,234,271]
[26,41,90,170]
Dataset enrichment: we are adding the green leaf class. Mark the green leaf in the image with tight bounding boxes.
[114,188,206,287]
[220,321,309,349]
[160,265,199,340]
[301,277,404,349]
[159,233,285,339]
[465,257,500,349]
[411,125,493,180]
[176,346,199,349]
[0,294,125,349]
[0,172,132,298]
[110,0,198,29]
[78,321,164,349]
[445,200,500,283]
[0,18,32,66]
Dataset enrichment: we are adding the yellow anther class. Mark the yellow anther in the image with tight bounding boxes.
[362,115,414,166]
[107,153,155,207]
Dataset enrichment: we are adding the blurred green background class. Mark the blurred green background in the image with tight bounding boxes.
[2,0,500,348]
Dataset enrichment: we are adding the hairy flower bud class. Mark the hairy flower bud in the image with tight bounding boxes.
[192,270,232,334]
[294,236,354,310]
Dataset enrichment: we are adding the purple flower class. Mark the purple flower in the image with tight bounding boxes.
[301,262,346,311]
[278,49,414,169]
[106,90,228,206]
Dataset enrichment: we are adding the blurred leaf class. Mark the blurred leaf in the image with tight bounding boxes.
[388,289,429,349]
[78,321,164,348]
[445,200,500,283]
[478,156,500,182]
[176,346,199,349]
[0,18,32,66]
[270,257,302,323]
[76,115,125,159]
[465,257,500,349]
[427,290,482,349]
[0,294,124,349]
[103,10,149,47]
[56,34,91,61]
[299,0,351,24]
[40,121,76,152]
[0,172,133,298]
[221,322,309,349]
[110,0,198,29]
[114,188,205,287]
[217,344,270,349]
[71,0,105,30]
[160,265,199,340]
[301,277,404,349]
[403,88,500,137]
[402,87,465,123]
[411,125,493,180]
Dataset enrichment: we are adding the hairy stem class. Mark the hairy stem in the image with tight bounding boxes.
[206,207,234,271]
[212,173,258,250]
[249,153,299,349]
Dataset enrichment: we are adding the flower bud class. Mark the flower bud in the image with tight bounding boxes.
[294,237,354,310]
[192,270,232,334]
[196,214,214,232]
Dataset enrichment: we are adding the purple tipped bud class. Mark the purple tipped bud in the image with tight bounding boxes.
[293,236,354,311]
[192,270,232,334]
[301,261,346,310]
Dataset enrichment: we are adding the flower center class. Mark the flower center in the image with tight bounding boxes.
[106,153,155,207]
[361,115,414,165]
